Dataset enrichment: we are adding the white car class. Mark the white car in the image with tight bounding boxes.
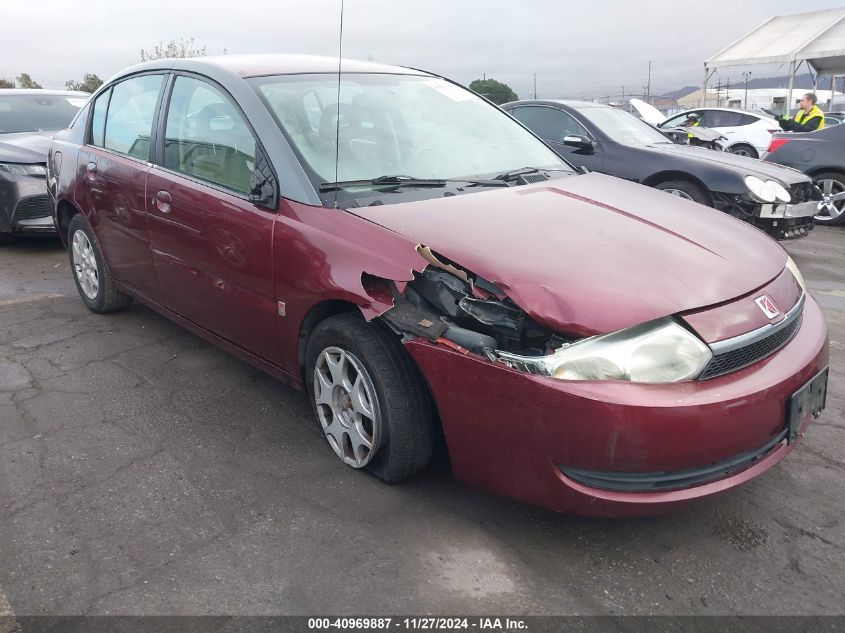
[630,100,779,159]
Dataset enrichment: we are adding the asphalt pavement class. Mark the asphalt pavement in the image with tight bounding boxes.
[0,228,843,617]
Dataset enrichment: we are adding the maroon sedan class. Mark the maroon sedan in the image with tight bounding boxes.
[47,55,829,516]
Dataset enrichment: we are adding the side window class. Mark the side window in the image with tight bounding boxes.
[163,76,257,195]
[711,111,745,127]
[90,89,110,147]
[511,106,588,142]
[103,75,164,160]
[662,112,691,128]
[696,111,714,127]
[733,113,757,126]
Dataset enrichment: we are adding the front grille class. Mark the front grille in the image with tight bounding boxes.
[699,304,803,380]
[789,182,818,203]
[14,195,50,221]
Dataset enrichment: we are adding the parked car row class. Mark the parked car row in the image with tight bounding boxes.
[43,55,828,516]
[503,99,819,240]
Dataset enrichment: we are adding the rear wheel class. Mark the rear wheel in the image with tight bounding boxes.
[68,214,133,313]
[728,144,758,159]
[306,312,434,483]
[654,180,711,206]
[813,172,845,225]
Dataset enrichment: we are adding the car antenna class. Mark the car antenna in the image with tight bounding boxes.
[333,0,345,209]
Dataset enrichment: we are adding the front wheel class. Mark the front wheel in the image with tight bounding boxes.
[654,180,711,206]
[0,232,11,246]
[68,214,133,313]
[728,144,759,159]
[306,312,434,483]
[813,172,845,225]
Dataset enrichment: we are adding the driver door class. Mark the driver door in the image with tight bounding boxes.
[509,105,604,171]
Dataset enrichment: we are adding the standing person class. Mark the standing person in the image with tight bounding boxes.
[778,93,825,132]
[683,112,703,146]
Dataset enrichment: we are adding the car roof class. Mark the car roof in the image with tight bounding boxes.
[0,89,90,97]
[679,106,769,117]
[110,54,432,81]
[503,99,612,109]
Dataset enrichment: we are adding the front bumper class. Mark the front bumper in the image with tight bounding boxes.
[0,172,55,235]
[405,295,828,517]
[752,201,816,239]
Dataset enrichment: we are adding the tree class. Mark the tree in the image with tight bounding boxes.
[16,73,42,89]
[0,78,14,89]
[65,73,103,93]
[140,37,207,61]
[469,78,518,105]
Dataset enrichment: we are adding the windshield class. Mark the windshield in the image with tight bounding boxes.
[577,106,671,146]
[0,94,86,134]
[251,73,569,189]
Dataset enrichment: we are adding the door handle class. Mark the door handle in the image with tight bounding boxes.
[153,190,172,214]
[85,161,97,181]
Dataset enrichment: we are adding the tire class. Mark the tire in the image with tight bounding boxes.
[305,312,434,483]
[67,214,133,313]
[812,171,845,226]
[0,232,11,246]
[654,180,711,206]
[728,144,758,159]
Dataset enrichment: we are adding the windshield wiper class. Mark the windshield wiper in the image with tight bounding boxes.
[319,175,447,192]
[492,166,546,182]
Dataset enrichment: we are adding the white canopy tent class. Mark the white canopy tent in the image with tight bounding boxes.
[703,7,845,111]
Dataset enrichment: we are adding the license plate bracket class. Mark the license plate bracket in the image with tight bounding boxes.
[787,367,829,443]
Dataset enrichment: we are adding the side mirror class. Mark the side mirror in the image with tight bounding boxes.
[563,135,595,151]
[248,149,279,209]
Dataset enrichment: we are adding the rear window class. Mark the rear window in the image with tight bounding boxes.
[0,94,85,134]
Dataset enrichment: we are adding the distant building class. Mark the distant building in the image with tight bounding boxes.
[678,88,844,113]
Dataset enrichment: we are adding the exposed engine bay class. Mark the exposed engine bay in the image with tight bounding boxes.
[375,246,572,363]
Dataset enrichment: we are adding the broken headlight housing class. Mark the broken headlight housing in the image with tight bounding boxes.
[497,317,712,383]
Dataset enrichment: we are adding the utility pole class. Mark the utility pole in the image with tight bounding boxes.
[533,73,537,99]
[743,71,752,109]
[646,60,652,102]
[483,73,486,81]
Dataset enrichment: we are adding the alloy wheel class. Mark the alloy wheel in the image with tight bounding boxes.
[313,346,382,468]
[72,230,99,300]
[815,177,845,222]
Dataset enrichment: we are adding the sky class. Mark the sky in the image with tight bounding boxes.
[2,0,845,97]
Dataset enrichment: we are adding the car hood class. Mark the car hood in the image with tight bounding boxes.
[646,143,808,184]
[629,98,665,126]
[0,132,52,164]
[349,172,787,337]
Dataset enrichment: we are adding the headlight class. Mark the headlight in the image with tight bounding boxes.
[744,176,791,203]
[0,162,47,177]
[497,317,712,383]
[785,256,806,292]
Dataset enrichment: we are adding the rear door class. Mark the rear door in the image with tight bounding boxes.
[75,73,165,298]
[146,73,279,363]
[509,105,604,171]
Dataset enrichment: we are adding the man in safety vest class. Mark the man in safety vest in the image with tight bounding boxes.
[683,113,703,146]
[777,93,825,132]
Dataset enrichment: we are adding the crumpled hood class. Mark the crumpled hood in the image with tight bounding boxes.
[0,132,52,164]
[349,172,787,337]
[649,143,809,184]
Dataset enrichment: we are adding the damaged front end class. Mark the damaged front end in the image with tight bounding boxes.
[369,246,713,384]
[373,246,570,362]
